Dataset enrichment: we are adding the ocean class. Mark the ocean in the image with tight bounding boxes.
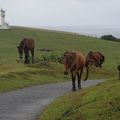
[39,25,120,38]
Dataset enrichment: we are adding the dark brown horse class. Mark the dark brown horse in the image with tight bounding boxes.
[64,51,89,91]
[17,38,35,64]
[86,51,105,68]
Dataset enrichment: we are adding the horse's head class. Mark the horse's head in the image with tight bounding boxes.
[17,46,23,59]
[64,51,76,75]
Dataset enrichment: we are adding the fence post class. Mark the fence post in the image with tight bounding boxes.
[118,65,120,80]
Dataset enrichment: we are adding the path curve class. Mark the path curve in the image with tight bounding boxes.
[0,80,103,120]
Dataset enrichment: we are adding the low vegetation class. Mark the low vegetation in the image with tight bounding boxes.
[35,53,64,64]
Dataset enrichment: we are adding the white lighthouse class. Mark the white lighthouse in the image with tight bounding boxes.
[0,9,9,29]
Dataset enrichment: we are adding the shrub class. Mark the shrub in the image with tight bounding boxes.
[35,53,64,64]
[100,35,120,42]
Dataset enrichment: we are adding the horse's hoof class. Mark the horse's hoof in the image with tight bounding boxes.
[78,87,81,89]
[64,71,68,75]
[72,87,76,91]
[83,79,87,82]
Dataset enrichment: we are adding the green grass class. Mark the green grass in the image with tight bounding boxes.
[0,27,120,65]
[0,27,120,120]
[0,63,69,92]
[0,27,120,92]
[40,79,120,120]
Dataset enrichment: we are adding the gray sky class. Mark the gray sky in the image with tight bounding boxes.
[0,0,120,27]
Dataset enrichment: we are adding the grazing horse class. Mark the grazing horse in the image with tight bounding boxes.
[17,38,35,64]
[86,51,105,68]
[64,51,89,91]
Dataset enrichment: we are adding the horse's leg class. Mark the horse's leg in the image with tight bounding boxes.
[77,69,83,89]
[24,49,29,64]
[31,48,34,64]
[24,50,27,64]
[77,72,80,89]
[71,71,76,91]
[24,54,27,64]
[27,51,30,64]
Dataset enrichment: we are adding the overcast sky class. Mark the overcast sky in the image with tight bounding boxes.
[0,0,120,27]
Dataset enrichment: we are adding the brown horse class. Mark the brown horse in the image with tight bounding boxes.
[17,38,35,64]
[64,51,89,91]
[86,51,105,68]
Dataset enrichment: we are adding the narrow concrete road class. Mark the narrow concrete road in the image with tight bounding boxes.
[0,80,103,120]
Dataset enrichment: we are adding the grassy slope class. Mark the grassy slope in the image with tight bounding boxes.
[0,27,120,65]
[0,27,120,92]
[0,63,67,92]
[0,27,120,120]
[40,79,120,120]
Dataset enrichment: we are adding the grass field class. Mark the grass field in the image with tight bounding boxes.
[0,27,120,120]
[0,27,119,92]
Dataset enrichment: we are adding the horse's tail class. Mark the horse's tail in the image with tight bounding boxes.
[102,55,105,63]
[84,61,89,81]
[99,52,105,63]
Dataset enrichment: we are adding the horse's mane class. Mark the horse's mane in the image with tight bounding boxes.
[18,39,25,49]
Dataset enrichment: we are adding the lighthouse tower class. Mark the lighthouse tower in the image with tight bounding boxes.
[0,9,9,29]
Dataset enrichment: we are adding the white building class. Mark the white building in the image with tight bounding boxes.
[0,9,9,29]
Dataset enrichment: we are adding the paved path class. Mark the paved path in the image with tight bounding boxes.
[0,80,103,120]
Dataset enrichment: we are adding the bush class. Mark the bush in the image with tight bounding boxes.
[100,35,120,42]
[35,53,64,64]
[101,35,117,40]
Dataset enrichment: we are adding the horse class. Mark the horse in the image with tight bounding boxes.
[64,51,89,91]
[17,38,35,64]
[86,51,105,68]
